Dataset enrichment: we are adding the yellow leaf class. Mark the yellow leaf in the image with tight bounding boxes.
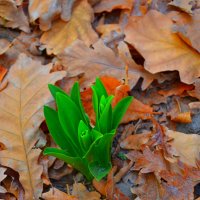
[40,0,98,55]
[0,53,66,199]
[125,10,200,84]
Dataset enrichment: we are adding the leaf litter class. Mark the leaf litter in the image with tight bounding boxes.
[0,0,200,199]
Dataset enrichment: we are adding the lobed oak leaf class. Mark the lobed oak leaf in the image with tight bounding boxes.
[93,0,133,13]
[29,0,77,31]
[0,0,30,32]
[125,10,200,84]
[40,0,98,55]
[0,53,66,199]
[59,39,158,90]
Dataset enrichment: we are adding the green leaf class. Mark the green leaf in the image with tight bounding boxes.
[44,106,78,156]
[78,121,92,152]
[48,84,68,100]
[88,161,112,181]
[95,78,108,98]
[70,82,90,126]
[112,96,133,129]
[44,148,93,180]
[56,93,84,156]
[98,96,114,133]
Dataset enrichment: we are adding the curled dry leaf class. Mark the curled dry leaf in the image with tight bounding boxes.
[42,188,78,200]
[72,183,101,200]
[166,130,200,167]
[0,0,30,32]
[0,53,66,199]
[59,39,158,90]
[40,0,98,55]
[125,10,200,84]
[29,0,77,31]
[94,0,133,13]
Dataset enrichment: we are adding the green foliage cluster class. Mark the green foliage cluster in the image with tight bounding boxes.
[43,78,133,181]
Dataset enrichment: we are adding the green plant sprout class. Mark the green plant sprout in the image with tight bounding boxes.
[43,78,133,181]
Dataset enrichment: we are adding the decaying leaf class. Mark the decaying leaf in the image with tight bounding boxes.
[125,10,200,84]
[166,130,200,167]
[94,0,133,13]
[0,65,7,82]
[40,0,98,55]
[0,53,66,199]
[0,0,30,32]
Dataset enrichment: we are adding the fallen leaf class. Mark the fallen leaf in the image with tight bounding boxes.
[0,65,7,82]
[81,76,153,124]
[0,39,11,55]
[0,53,66,199]
[59,39,159,90]
[158,82,194,97]
[120,132,152,150]
[40,0,98,55]
[125,10,200,84]
[94,0,133,13]
[42,188,78,200]
[166,130,200,167]
[131,173,160,200]
[72,183,101,200]
[168,0,193,14]
[0,0,30,32]
[159,170,195,200]
[29,0,77,31]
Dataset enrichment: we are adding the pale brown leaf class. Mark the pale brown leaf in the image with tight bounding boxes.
[40,0,98,55]
[0,53,66,199]
[125,10,200,84]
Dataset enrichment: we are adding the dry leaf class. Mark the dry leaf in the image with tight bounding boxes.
[29,0,77,31]
[59,39,159,90]
[42,188,78,200]
[125,10,200,84]
[168,0,194,14]
[166,130,200,167]
[94,0,133,13]
[0,39,11,55]
[0,65,7,82]
[72,183,101,200]
[40,0,98,55]
[120,132,152,150]
[0,0,30,32]
[0,53,66,199]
